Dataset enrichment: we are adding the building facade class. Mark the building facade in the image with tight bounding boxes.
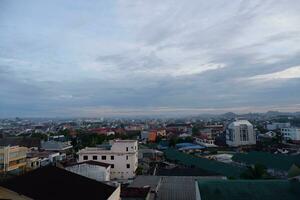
[226,120,256,147]
[281,127,300,142]
[0,146,27,174]
[78,140,138,180]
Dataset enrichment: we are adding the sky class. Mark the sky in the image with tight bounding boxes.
[1,0,300,117]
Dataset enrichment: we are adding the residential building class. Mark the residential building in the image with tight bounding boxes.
[41,140,73,160]
[41,140,73,152]
[281,127,300,142]
[27,150,64,167]
[0,166,120,200]
[78,140,138,180]
[0,145,27,174]
[226,120,256,147]
[26,156,41,171]
[148,131,157,142]
[64,160,111,182]
[194,135,217,147]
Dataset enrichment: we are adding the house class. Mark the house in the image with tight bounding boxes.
[0,145,27,174]
[41,140,73,152]
[0,166,120,200]
[226,120,256,147]
[64,160,111,182]
[194,135,217,148]
[41,140,73,160]
[129,176,217,200]
[267,122,291,131]
[148,131,157,142]
[78,140,138,180]
[27,150,64,167]
[281,127,300,143]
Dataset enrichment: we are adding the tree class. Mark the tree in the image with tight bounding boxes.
[240,164,269,179]
[192,126,199,135]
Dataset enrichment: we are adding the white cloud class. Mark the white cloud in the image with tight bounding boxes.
[249,65,300,81]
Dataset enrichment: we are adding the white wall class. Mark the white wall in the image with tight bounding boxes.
[281,128,300,141]
[78,140,138,180]
[226,121,256,147]
[65,163,110,181]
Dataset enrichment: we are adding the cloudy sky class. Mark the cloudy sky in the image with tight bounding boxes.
[1,0,300,117]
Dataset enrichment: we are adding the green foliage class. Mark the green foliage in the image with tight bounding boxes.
[240,164,270,179]
[31,132,48,141]
[78,133,106,148]
[136,166,143,175]
[192,126,199,135]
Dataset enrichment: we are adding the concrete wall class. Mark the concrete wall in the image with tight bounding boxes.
[65,163,110,181]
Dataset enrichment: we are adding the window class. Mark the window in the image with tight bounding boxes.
[126,147,128,151]
[111,164,114,168]
[127,164,130,168]
[93,155,97,160]
[83,155,88,160]
[111,155,114,160]
[126,155,128,160]
[102,155,106,160]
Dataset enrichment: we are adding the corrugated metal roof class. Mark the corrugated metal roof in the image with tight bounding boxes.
[164,149,244,177]
[198,179,300,200]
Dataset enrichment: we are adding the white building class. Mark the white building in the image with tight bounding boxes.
[64,161,111,182]
[226,120,256,147]
[281,127,300,142]
[78,140,138,180]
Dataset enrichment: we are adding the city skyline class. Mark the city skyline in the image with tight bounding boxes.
[1,0,300,117]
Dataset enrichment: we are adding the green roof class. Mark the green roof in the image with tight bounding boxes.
[198,179,300,200]
[232,151,300,171]
[164,149,244,177]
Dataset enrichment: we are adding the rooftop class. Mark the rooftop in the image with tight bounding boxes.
[41,141,72,151]
[232,151,300,171]
[230,120,252,126]
[64,160,111,168]
[164,149,245,177]
[0,166,117,200]
[121,187,150,198]
[198,179,300,200]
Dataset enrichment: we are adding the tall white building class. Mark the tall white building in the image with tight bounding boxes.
[226,120,256,147]
[78,140,138,180]
[281,127,300,142]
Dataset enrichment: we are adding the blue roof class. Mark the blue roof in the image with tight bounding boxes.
[178,145,205,150]
[175,143,195,148]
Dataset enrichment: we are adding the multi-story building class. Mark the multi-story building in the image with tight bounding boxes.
[281,127,300,143]
[226,120,256,147]
[0,145,27,174]
[78,140,138,180]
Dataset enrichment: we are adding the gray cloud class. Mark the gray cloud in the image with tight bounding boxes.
[0,0,300,117]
